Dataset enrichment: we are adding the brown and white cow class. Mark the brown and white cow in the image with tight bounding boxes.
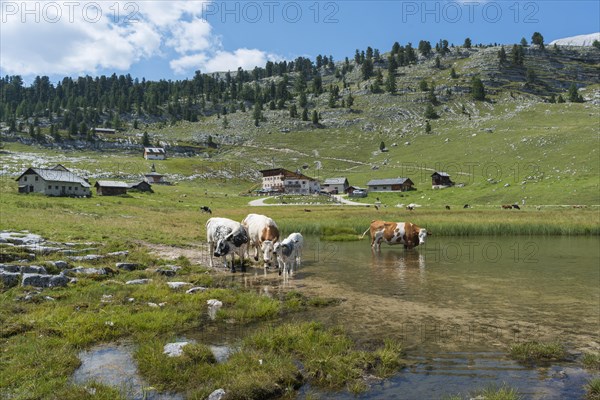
[362,220,429,251]
[241,213,280,268]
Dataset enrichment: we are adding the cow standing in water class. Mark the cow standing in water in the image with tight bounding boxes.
[242,213,280,269]
[362,220,429,251]
[206,218,249,272]
[274,232,304,276]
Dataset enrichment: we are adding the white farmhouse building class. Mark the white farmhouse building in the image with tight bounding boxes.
[259,168,320,195]
[16,165,91,197]
[144,147,166,160]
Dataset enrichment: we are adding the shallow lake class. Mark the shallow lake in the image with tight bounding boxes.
[269,235,599,399]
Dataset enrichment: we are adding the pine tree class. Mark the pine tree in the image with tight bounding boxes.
[253,102,263,126]
[385,72,397,94]
[372,69,383,93]
[427,85,438,105]
[346,93,354,108]
[222,115,229,129]
[301,107,309,121]
[450,67,458,79]
[289,104,298,118]
[379,141,386,151]
[311,110,319,125]
[361,59,374,80]
[557,95,565,103]
[419,79,429,92]
[328,92,337,108]
[424,104,439,119]
[498,46,507,63]
[568,84,583,103]
[471,77,486,101]
[463,38,472,49]
[142,131,151,146]
[298,91,307,108]
[425,120,432,133]
[531,32,544,47]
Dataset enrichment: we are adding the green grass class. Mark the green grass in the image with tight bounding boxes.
[509,341,567,364]
[444,384,522,400]
[586,378,600,400]
[583,353,600,371]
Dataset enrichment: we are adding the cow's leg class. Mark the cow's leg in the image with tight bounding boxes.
[253,243,259,261]
[239,247,246,273]
[229,253,236,273]
[208,242,214,268]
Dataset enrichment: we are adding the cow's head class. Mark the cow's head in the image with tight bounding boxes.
[261,240,276,267]
[214,238,230,257]
[418,228,428,245]
[231,227,249,247]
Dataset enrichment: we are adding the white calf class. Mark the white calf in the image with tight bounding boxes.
[274,233,304,276]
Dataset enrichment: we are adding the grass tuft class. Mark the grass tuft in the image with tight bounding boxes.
[583,353,600,371]
[509,341,567,363]
[586,378,600,400]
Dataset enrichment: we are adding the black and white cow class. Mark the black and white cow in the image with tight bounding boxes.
[206,217,249,272]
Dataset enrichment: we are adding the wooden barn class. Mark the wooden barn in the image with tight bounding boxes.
[95,181,129,196]
[431,172,454,188]
[321,178,350,194]
[128,181,153,192]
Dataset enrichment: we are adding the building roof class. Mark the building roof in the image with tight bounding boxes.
[145,172,163,177]
[432,171,450,177]
[260,168,317,181]
[323,178,348,185]
[128,181,152,188]
[15,167,91,187]
[95,180,129,188]
[144,147,166,154]
[367,178,413,186]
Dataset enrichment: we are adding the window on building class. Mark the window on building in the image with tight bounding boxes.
[35,176,39,181]
[24,176,27,182]
[68,186,72,190]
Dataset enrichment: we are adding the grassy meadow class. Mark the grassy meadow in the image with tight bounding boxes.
[1,46,599,399]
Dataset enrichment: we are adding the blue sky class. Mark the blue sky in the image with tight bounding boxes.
[1,0,599,83]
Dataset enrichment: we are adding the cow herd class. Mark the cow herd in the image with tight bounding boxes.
[206,213,303,275]
[206,213,429,274]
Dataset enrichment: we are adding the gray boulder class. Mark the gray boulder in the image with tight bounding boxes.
[50,260,69,269]
[0,264,20,273]
[0,271,20,287]
[208,389,226,400]
[21,265,47,274]
[126,279,151,285]
[116,262,140,271]
[22,273,68,288]
[67,267,106,275]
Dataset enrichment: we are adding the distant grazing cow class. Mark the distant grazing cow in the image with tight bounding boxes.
[512,204,521,210]
[445,205,451,210]
[501,204,513,209]
[406,205,414,211]
[206,217,249,272]
[242,213,280,268]
[463,204,470,209]
[362,220,429,251]
[274,233,304,276]
[200,206,212,214]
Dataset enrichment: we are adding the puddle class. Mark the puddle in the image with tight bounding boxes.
[297,352,596,399]
[72,343,182,400]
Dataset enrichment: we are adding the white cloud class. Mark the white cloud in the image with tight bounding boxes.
[0,0,281,78]
[170,48,281,75]
[166,18,213,54]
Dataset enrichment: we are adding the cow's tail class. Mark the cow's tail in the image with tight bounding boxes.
[359,226,371,239]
